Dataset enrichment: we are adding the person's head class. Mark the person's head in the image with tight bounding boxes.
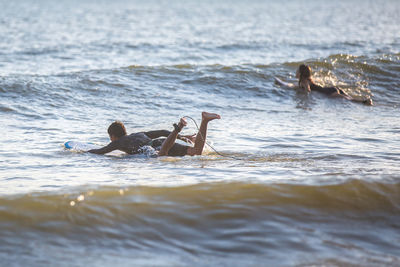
[296,64,312,82]
[107,121,127,141]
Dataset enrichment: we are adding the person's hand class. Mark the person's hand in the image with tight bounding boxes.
[181,134,196,144]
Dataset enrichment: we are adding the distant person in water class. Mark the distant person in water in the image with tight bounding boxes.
[275,64,373,105]
[88,112,221,156]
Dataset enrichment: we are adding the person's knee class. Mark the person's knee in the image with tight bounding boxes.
[187,147,201,156]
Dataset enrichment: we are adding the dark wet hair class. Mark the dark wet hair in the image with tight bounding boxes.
[298,64,312,84]
[108,121,127,138]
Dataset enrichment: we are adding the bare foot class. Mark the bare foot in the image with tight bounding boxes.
[202,112,221,121]
[179,118,187,127]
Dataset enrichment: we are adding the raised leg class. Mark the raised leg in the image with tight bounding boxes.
[158,118,187,156]
[187,112,221,156]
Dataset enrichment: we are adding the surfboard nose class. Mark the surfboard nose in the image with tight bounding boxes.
[64,141,74,149]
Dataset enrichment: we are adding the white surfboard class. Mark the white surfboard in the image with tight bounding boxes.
[274,77,296,88]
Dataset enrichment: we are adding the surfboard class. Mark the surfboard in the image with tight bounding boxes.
[64,141,101,152]
[274,77,296,88]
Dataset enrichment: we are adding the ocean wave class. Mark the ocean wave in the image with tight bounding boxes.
[1,52,398,109]
[2,51,397,77]
[1,180,399,226]
[1,179,399,264]
[16,47,61,56]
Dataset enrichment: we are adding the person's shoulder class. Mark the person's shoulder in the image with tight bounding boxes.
[128,132,143,136]
[127,132,147,139]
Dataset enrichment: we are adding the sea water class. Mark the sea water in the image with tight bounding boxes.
[1,0,400,266]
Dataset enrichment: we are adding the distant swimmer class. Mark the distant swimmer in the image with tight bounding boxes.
[275,64,373,105]
[88,112,221,156]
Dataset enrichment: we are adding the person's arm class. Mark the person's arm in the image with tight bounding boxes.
[88,141,118,154]
[179,134,196,144]
[274,77,297,88]
[158,118,187,156]
[144,130,193,143]
[144,130,171,139]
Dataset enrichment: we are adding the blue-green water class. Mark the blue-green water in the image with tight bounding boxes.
[1,0,400,266]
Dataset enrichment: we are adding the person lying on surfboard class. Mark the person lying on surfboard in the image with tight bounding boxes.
[275,64,373,105]
[88,112,221,156]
